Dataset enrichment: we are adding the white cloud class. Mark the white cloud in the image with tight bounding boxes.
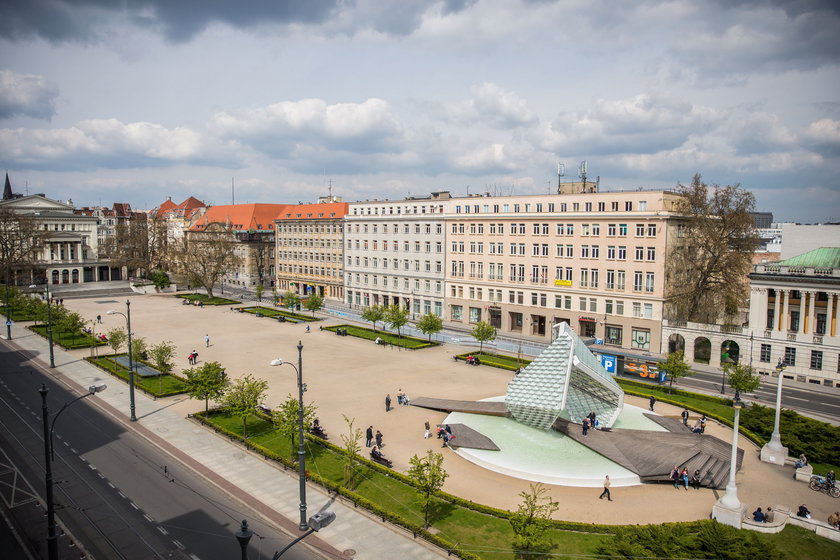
[802,118,840,155]
[447,82,537,128]
[0,69,58,119]
[725,111,796,155]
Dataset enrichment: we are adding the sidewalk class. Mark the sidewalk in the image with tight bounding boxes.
[2,321,447,560]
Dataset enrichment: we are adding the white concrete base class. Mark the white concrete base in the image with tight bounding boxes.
[712,501,748,529]
[795,464,814,483]
[760,443,789,465]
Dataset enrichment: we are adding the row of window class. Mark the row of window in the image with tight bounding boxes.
[349,222,444,234]
[447,262,656,292]
[759,344,834,371]
[350,204,445,216]
[347,275,442,293]
[452,200,648,214]
[276,223,342,233]
[278,265,342,278]
[347,239,444,253]
[278,251,341,262]
[443,242,658,262]
[451,222,657,237]
[346,257,443,272]
[277,238,340,248]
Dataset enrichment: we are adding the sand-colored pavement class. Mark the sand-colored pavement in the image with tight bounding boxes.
[61,293,840,527]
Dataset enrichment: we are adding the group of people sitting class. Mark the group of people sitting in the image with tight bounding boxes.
[752,506,775,523]
[670,466,703,489]
[310,418,328,440]
[794,453,808,469]
[691,415,707,434]
[464,355,481,366]
[182,298,204,307]
[370,446,392,467]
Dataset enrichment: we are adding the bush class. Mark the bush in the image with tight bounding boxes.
[324,324,438,349]
[739,403,840,465]
[177,293,240,305]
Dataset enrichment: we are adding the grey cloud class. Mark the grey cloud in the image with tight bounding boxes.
[0,70,58,119]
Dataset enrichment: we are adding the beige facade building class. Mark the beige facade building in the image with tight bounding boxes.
[275,201,349,301]
[443,191,681,372]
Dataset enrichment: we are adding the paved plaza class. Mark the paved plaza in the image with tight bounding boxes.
[21,292,840,535]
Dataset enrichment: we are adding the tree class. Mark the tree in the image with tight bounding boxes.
[184,361,228,412]
[148,340,176,393]
[170,223,241,298]
[106,328,126,355]
[509,483,559,557]
[130,336,147,365]
[385,304,409,338]
[362,304,386,332]
[271,394,317,460]
[0,207,48,288]
[303,293,324,317]
[471,321,496,353]
[664,174,760,324]
[283,290,300,310]
[57,310,86,345]
[725,362,761,396]
[222,374,268,438]
[254,284,264,302]
[339,414,364,488]
[149,270,170,289]
[662,351,691,393]
[407,450,449,528]
[417,313,443,342]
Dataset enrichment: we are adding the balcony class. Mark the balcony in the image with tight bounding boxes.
[786,333,797,341]
[720,324,743,334]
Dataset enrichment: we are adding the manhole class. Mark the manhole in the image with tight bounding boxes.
[341,549,356,559]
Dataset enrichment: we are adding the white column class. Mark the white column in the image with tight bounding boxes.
[761,364,789,465]
[773,290,782,331]
[799,291,807,333]
[807,291,817,334]
[720,404,742,508]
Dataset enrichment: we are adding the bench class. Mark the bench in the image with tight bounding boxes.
[370,453,393,468]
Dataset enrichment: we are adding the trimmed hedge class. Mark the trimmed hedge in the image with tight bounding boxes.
[739,403,840,466]
[29,324,108,349]
[86,355,189,397]
[176,293,240,305]
[237,306,320,322]
[454,351,528,372]
[324,324,439,350]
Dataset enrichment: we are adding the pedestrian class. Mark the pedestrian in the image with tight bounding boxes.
[96,314,102,324]
[305,325,310,333]
[424,420,431,439]
[699,415,707,433]
[670,466,680,488]
[375,430,383,448]
[205,333,210,347]
[365,425,373,447]
[599,475,612,501]
[681,468,689,490]
[649,396,656,411]
[582,418,589,437]
[681,409,689,425]
[385,394,391,412]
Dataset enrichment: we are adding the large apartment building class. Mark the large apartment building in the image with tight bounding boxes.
[443,191,681,366]
[275,201,349,301]
[344,193,450,318]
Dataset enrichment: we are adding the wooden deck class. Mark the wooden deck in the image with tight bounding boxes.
[437,424,500,451]
[411,397,509,416]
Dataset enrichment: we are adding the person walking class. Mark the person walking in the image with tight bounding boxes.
[424,420,431,439]
[375,430,383,448]
[649,396,656,411]
[599,475,612,501]
[385,394,392,412]
[205,333,210,347]
[365,426,373,447]
[681,409,689,425]
[96,314,102,324]
[582,418,589,437]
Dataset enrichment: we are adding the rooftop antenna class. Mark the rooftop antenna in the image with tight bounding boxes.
[557,162,565,194]
[578,160,587,193]
[327,178,334,200]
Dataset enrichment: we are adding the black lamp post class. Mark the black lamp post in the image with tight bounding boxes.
[270,341,308,532]
[4,268,11,341]
[107,299,136,421]
[31,284,56,368]
[39,382,106,560]
[235,519,253,560]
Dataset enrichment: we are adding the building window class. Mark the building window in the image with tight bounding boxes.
[451,305,462,321]
[605,326,622,345]
[631,329,650,350]
[470,307,481,323]
[810,350,823,370]
[784,347,796,366]
[760,344,771,363]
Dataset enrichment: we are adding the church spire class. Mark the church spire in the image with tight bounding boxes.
[3,171,12,200]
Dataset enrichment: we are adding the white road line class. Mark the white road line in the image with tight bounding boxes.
[190,554,200,560]
[118,492,126,499]
[107,482,115,489]
[130,502,139,510]
[55,434,62,440]
[157,526,168,535]
[88,463,97,470]
[70,448,77,454]
[172,539,184,550]
[97,472,104,479]
[143,514,153,523]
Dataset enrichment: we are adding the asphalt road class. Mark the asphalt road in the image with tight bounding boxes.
[0,344,317,560]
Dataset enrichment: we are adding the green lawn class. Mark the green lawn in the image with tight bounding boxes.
[455,351,527,371]
[30,324,107,349]
[238,305,320,322]
[177,293,240,305]
[324,324,438,349]
[88,355,188,397]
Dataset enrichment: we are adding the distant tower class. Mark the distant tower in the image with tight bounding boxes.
[556,162,565,194]
[578,160,587,192]
[3,172,13,200]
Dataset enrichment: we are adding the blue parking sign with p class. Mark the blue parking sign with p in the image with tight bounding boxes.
[600,354,617,373]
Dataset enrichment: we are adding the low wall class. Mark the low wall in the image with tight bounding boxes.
[741,504,840,542]
[787,515,840,542]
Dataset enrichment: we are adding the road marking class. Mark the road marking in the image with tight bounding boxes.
[157,526,168,535]
[130,502,139,510]
[107,482,115,489]
[55,434,62,440]
[118,492,126,499]
[63,441,69,447]
[88,463,97,470]
[190,554,200,560]
[143,514,153,523]
[97,472,104,479]
[172,539,184,550]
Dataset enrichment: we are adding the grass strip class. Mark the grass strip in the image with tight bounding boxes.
[176,293,241,305]
[30,324,108,349]
[86,355,188,397]
[324,324,438,349]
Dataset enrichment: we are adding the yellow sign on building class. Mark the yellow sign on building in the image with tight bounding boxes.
[554,279,572,286]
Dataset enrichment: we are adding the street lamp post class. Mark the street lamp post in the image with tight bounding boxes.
[107,300,136,421]
[270,341,308,531]
[39,382,107,560]
[4,268,11,341]
[234,519,253,560]
[718,390,744,510]
[31,284,56,368]
[761,359,789,464]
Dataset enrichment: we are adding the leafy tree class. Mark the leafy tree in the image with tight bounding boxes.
[148,340,176,393]
[407,450,449,528]
[362,304,386,332]
[725,362,761,396]
[662,351,691,393]
[130,336,147,367]
[471,321,496,353]
[271,394,318,460]
[222,374,268,438]
[57,311,86,345]
[283,290,300,310]
[509,483,559,557]
[149,270,170,289]
[303,293,324,316]
[170,222,242,298]
[417,313,443,342]
[340,414,364,488]
[106,328,126,355]
[254,284,264,302]
[184,361,228,412]
[0,207,48,291]
[385,304,409,338]
[664,174,759,323]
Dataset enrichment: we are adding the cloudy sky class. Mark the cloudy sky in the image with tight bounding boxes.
[1,0,838,221]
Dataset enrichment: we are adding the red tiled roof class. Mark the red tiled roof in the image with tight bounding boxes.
[275,202,349,221]
[189,203,288,232]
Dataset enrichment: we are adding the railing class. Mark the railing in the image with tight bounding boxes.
[787,333,797,341]
[666,320,687,327]
[720,325,743,334]
[813,336,823,344]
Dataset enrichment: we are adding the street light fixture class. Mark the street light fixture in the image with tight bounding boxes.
[39,382,107,560]
[269,340,308,532]
[718,389,744,510]
[4,268,11,341]
[235,519,253,560]
[107,300,136,421]
[30,284,55,368]
[765,359,788,455]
